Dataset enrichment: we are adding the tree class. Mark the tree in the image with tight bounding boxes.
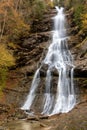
[0,0,29,42]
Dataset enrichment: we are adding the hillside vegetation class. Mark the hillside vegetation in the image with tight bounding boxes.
[0,0,50,93]
[0,0,87,93]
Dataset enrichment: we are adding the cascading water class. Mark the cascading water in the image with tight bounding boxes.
[21,6,76,116]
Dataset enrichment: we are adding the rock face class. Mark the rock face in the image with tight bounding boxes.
[0,7,87,122]
[66,8,87,78]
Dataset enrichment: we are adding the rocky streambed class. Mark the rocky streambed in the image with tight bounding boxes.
[0,97,87,130]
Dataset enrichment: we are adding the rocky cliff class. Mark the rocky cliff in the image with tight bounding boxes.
[0,7,87,123]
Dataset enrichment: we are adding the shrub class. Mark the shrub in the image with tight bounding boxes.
[32,0,47,19]
[81,13,87,31]
[73,5,84,28]
[0,67,7,93]
[0,44,15,67]
[0,44,15,92]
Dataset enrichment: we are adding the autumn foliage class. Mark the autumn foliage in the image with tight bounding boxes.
[0,44,15,92]
[0,44,15,67]
[0,0,30,42]
[81,13,87,31]
[0,0,48,93]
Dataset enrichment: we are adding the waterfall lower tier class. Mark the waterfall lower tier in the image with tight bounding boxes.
[51,68,76,115]
[21,6,76,116]
[21,69,40,111]
[42,69,53,115]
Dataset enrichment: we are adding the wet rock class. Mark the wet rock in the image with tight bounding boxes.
[39,64,59,77]
[0,126,5,130]
[40,64,48,77]
[74,68,87,77]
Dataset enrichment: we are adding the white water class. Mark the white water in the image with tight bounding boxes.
[21,7,76,115]
[21,69,40,110]
[42,69,54,115]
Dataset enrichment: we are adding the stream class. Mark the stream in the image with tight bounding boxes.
[2,120,50,130]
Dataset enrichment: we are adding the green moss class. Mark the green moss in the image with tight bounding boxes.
[0,67,8,92]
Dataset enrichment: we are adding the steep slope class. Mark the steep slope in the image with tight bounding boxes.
[0,6,87,125]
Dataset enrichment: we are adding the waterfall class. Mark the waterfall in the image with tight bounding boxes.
[42,69,54,115]
[21,7,76,116]
[21,69,40,110]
